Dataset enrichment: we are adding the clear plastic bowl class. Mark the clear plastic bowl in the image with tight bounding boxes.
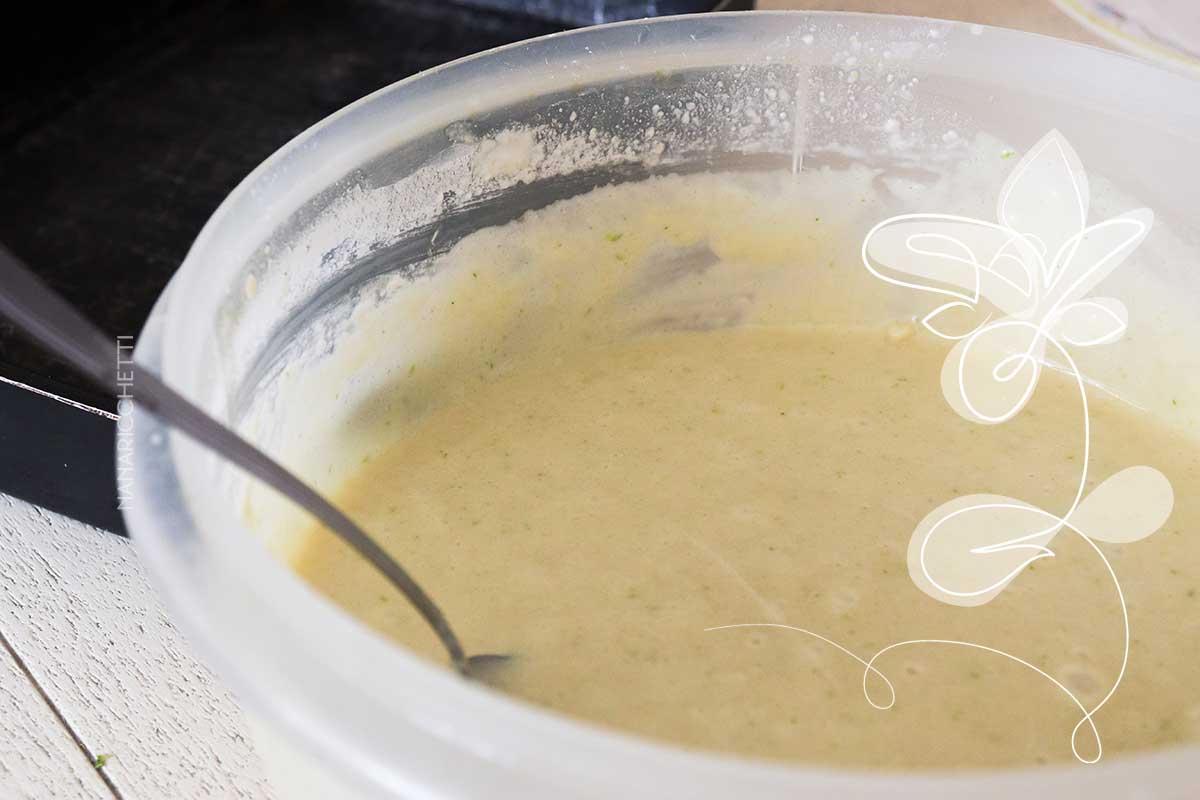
[125,11,1200,798]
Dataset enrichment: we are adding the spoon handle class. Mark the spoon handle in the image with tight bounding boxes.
[0,242,470,674]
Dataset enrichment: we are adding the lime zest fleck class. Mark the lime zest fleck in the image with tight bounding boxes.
[1001,149,1016,159]
[605,232,623,243]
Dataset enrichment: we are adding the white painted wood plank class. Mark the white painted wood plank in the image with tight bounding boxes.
[0,493,274,799]
[0,637,111,800]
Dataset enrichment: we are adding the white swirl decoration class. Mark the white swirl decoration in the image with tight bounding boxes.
[858,129,1175,762]
[708,130,1173,765]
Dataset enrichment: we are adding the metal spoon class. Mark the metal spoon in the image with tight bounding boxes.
[0,242,507,679]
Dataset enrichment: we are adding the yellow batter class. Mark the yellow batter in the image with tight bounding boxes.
[294,323,1199,770]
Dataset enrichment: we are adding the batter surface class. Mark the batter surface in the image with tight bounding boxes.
[294,323,1200,769]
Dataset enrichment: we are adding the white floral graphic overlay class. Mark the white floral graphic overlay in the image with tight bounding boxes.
[709,130,1174,764]
[862,129,1173,612]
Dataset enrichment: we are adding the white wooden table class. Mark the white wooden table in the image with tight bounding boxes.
[0,493,274,799]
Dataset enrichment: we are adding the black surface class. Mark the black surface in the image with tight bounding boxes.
[458,0,750,25]
[0,0,563,406]
[0,371,125,533]
[0,0,569,532]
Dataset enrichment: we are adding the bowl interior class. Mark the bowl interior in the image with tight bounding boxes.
[128,12,1200,798]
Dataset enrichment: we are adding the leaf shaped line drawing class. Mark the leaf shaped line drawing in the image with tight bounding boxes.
[909,496,1060,606]
[1051,298,1128,347]
[998,129,1089,283]
[908,466,1174,608]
